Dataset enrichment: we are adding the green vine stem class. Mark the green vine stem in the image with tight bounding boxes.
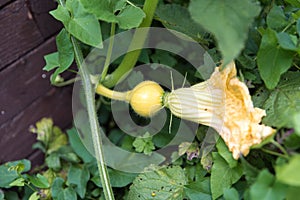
[56,0,114,199]
[101,23,116,82]
[71,37,115,200]
[102,0,159,87]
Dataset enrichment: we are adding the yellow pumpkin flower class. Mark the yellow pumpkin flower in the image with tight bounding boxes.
[164,61,276,159]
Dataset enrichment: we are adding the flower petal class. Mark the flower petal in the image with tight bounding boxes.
[166,61,276,159]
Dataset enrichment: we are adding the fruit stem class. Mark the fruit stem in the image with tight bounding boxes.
[96,84,130,102]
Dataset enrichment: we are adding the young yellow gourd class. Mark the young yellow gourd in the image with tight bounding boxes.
[128,81,164,117]
[96,81,165,117]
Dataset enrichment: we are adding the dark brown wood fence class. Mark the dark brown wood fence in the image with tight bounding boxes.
[0,0,73,166]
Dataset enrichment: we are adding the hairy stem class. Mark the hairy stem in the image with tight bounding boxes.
[102,0,159,87]
[72,37,115,200]
[96,83,130,102]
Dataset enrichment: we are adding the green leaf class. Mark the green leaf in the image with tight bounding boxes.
[189,0,261,65]
[80,0,119,23]
[66,0,102,47]
[50,5,71,27]
[46,153,61,171]
[286,0,300,7]
[80,0,145,29]
[51,177,65,199]
[91,167,137,188]
[3,191,18,199]
[151,50,177,68]
[29,192,39,200]
[30,118,68,154]
[286,186,300,200]
[57,28,74,70]
[297,18,300,36]
[155,4,206,43]
[127,166,187,200]
[216,138,237,168]
[262,72,300,128]
[43,52,59,71]
[57,188,77,200]
[27,174,50,189]
[250,169,287,200]
[240,157,260,184]
[67,165,90,198]
[276,32,298,51]
[50,28,74,83]
[257,28,294,89]
[211,153,243,199]
[184,178,211,200]
[266,5,288,31]
[293,113,300,136]
[9,178,25,187]
[0,159,31,188]
[284,132,300,149]
[276,155,300,186]
[67,128,94,163]
[116,4,146,29]
[223,187,239,200]
[133,132,155,155]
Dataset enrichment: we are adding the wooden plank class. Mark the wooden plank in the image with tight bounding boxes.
[0,0,12,8]
[27,150,44,168]
[0,37,57,125]
[0,0,43,69]
[29,0,62,39]
[0,86,73,163]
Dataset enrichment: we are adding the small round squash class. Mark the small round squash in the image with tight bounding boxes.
[129,81,164,117]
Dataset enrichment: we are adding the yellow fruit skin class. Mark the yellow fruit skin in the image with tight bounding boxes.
[129,81,164,117]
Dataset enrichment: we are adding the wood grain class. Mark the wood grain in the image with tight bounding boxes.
[29,0,62,39]
[0,0,43,69]
[0,36,57,125]
[0,86,73,163]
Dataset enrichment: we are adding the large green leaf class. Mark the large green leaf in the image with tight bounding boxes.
[67,165,90,198]
[276,155,300,186]
[155,4,206,43]
[261,72,300,128]
[51,0,102,47]
[66,0,102,47]
[0,160,31,188]
[189,0,261,65]
[67,128,94,163]
[127,166,187,200]
[250,169,287,200]
[210,153,243,199]
[257,28,294,89]
[80,0,145,29]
